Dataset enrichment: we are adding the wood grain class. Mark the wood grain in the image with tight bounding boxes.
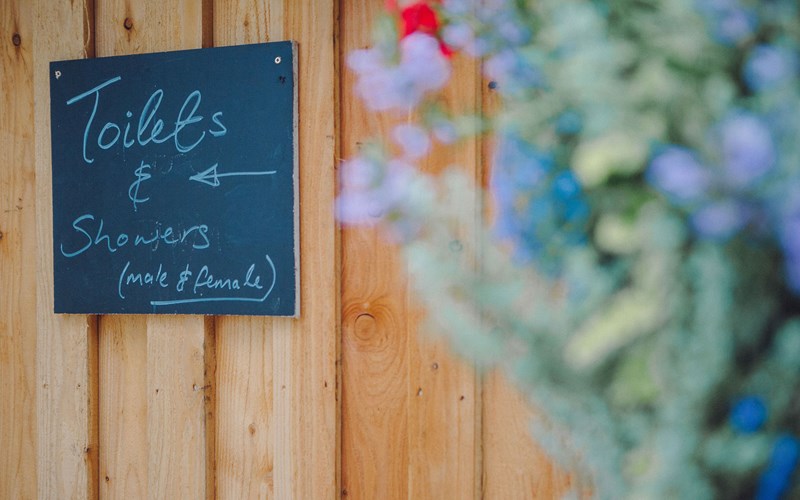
[99,316,147,499]
[94,2,214,498]
[482,371,574,499]
[340,4,411,495]
[215,317,275,498]
[213,1,339,499]
[32,1,99,498]
[146,317,212,499]
[341,233,410,498]
[268,3,339,499]
[0,1,37,498]
[407,52,481,500]
[340,1,481,497]
[212,4,278,498]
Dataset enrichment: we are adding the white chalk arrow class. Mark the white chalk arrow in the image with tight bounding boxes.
[189,163,277,187]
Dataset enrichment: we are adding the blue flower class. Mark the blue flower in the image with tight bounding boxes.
[696,0,758,45]
[484,49,543,97]
[647,146,712,204]
[744,45,796,92]
[555,111,582,135]
[719,113,775,188]
[777,191,800,293]
[756,435,800,500]
[552,171,581,201]
[495,16,532,47]
[691,200,749,240]
[491,136,550,241]
[491,133,589,270]
[730,396,767,434]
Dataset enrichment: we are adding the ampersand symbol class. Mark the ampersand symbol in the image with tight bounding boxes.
[128,160,152,211]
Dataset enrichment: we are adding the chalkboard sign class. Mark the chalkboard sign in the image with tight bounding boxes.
[49,42,298,316]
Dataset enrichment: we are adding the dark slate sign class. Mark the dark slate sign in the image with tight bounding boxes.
[49,42,298,316]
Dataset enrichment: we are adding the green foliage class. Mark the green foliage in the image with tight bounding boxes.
[344,0,800,496]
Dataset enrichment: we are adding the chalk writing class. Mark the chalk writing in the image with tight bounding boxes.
[189,163,277,188]
[128,160,152,211]
[149,255,277,307]
[118,261,169,299]
[65,77,227,164]
[60,215,211,257]
[51,42,297,315]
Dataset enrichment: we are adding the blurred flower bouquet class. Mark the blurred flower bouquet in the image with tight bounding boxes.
[338,0,800,497]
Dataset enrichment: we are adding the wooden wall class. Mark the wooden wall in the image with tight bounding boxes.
[0,0,570,498]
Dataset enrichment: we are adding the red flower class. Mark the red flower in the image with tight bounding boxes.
[400,2,439,37]
[395,1,453,56]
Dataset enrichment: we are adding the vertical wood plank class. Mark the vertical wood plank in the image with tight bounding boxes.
[340,4,410,495]
[407,52,481,500]
[270,2,339,499]
[215,317,274,499]
[32,1,99,499]
[99,316,148,498]
[480,78,573,499]
[94,2,213,498]
[341,232,410,498]
[340,1,480,498]
[0,1,37,498]
[213,1,339,499]
[146,318,211,499]
[212,5,278,498]
[482,371,573,499]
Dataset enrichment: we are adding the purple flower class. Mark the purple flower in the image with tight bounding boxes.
[777,191,800,292]
[496,18,531,47]
[442,0,474,16]
[647,147,712,203]
[730,396,767,434]
[718,7,756,43]
[336,156,414,225]
[744,45,796,92]
[720,113,776,187]
[691,200,749,239]
[442,23,476,52]
[347,33,451,111]
[757,435,800,500]
[392,124,431,160]
[785,260,800,294]
[484,49,542,96]
[432,120,458,144]
[778,194,800,257]
[697,0,757,45]
[400,33,451,89]
[444,0,530,56]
